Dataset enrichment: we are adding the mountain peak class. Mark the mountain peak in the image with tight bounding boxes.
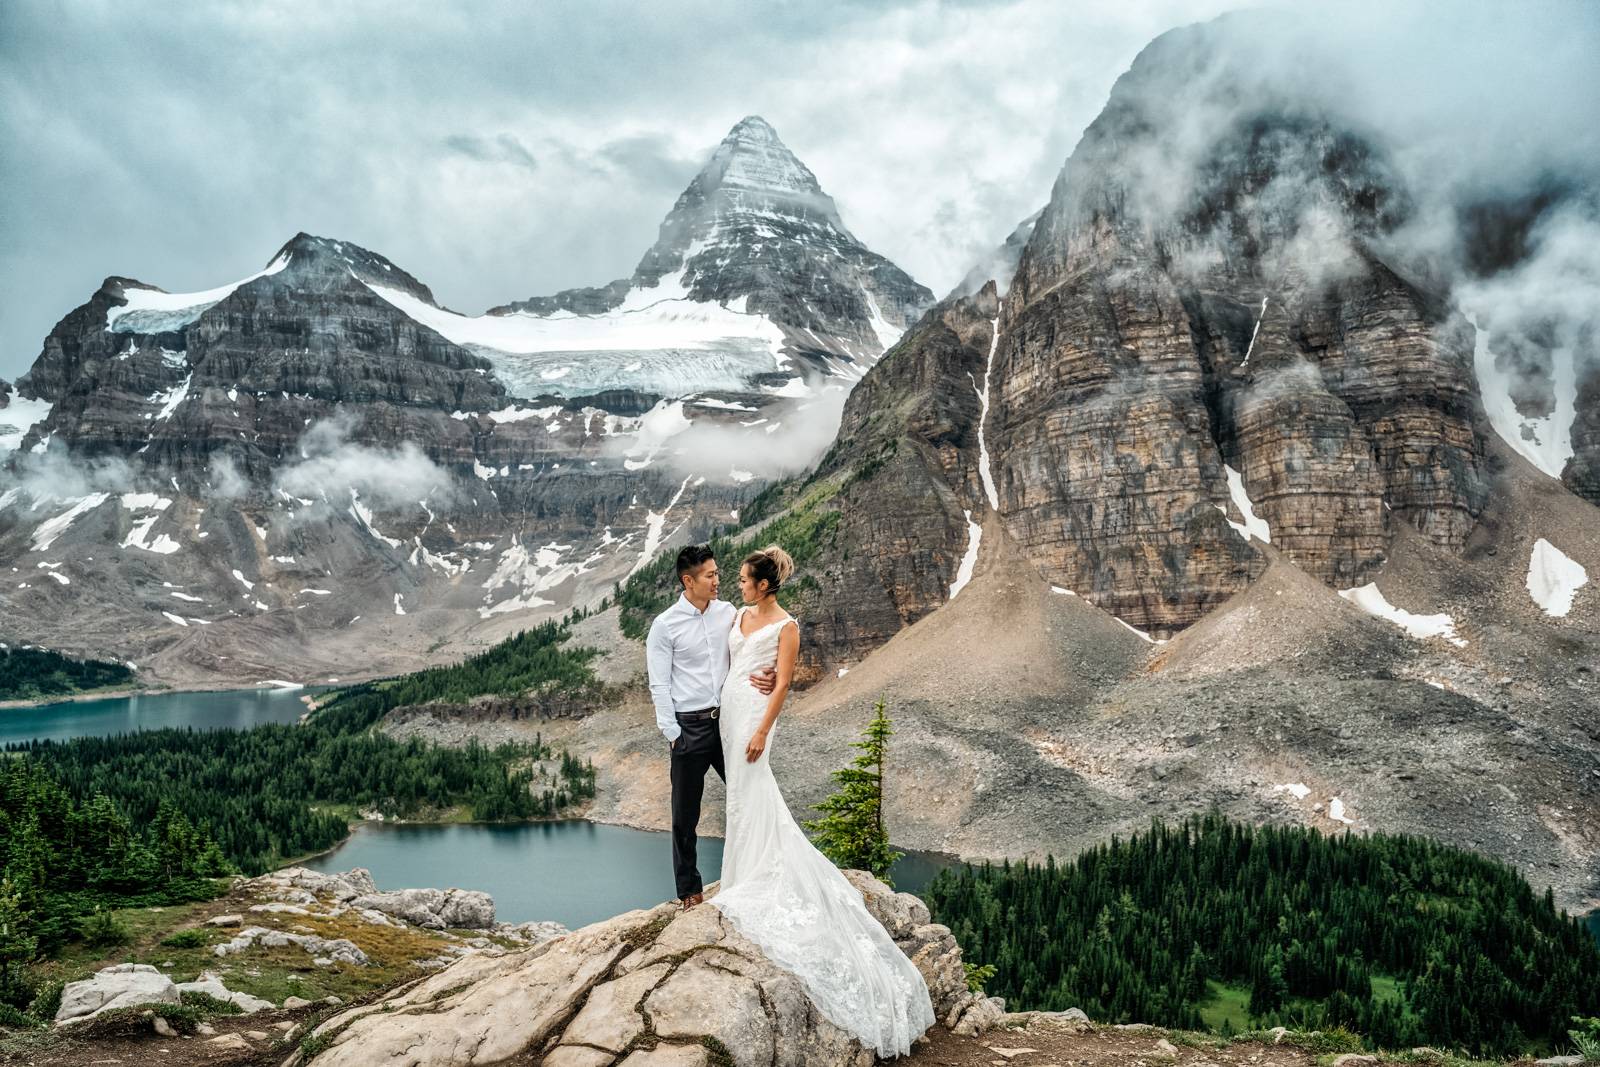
[726,114,781,143]
[699,114,827,204]
[266,232,437,304]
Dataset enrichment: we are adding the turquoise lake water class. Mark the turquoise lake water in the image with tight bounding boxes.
[0,685,317,745]
[299,818,959,928]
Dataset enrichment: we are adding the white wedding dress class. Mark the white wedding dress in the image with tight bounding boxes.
[711,606,935,1058]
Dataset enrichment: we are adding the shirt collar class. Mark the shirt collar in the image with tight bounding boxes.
[676,593,711,617]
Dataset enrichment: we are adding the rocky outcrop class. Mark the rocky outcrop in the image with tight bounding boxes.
[290,872,996,1067]
[348,887,496,930]
[175,972,276,1013]
[55,963,180,1025]
[254,866,378,902]
[783,285,1000,675]
[213,925,371,966]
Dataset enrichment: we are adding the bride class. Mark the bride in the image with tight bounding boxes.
[710,544,935,1058]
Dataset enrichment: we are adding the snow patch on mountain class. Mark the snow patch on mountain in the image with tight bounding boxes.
[948,510,982,599]
[1218,465,1271,543]
[364,279,786,401]
[30,493,110,551]
[107,253,291,333]
[1526,538,1588,617]
[1470,316,1576,479]
[974,318,1001,511]
[0,394,54,453]
[1339,584,1466,646]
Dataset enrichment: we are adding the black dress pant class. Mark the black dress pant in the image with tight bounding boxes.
[669,712,725,899]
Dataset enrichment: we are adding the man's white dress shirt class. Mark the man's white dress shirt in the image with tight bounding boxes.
[646,594,735,743]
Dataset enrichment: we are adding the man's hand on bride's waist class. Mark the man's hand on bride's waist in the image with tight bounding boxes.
[748,666,777,695]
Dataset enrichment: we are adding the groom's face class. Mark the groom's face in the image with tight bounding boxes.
[682,558,719,601]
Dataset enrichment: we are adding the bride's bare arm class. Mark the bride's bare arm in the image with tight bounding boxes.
[744,621,799,762]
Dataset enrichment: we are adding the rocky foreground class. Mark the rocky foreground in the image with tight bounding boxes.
[9,866,1007,1067]
[12,867,1585,1067]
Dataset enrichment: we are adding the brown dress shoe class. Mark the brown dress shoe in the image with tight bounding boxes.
[679,892,705,910]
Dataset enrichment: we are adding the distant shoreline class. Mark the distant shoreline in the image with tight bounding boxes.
[0,683,167,710]
[0,681,332,711]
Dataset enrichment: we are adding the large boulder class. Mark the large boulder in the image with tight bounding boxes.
[290,871,994,1067]
[55,963,179,1025]
[247,867,378,903]
[175,972,276,1013]
[349,886,496,930]
[213,925,370,966]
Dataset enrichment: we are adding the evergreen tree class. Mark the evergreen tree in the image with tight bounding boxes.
[804,699,901,880]
[0,876,37,1008]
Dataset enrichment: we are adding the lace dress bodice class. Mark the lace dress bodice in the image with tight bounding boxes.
[712,606,934,1058]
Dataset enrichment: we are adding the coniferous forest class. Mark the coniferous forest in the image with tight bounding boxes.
[0,646,134,702]
[0,758,230,958]
[0,620,601,980]
[925,813,1600,1058]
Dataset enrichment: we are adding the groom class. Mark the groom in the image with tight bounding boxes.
[647,544,775,909]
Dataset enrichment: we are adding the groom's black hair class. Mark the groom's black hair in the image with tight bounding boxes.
[675,544,716,587]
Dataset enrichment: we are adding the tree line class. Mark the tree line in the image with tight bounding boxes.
[0,646,133,701]
[925,813,1600,1058]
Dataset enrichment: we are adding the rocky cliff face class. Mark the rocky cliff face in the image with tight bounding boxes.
[782,286,1000,676]
[991,31,1491,633]
[797,20,1521,644]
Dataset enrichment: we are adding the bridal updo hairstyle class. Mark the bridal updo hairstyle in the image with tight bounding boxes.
[743,544,795,598]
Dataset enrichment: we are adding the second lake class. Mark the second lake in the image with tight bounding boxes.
[299,819,959,928]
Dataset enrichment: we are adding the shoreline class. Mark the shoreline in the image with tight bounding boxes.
[0,680,342,712]
[0,684,167,710]
[271,797,606,872]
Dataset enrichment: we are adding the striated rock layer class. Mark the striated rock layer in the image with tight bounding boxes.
[799,18,1502,643]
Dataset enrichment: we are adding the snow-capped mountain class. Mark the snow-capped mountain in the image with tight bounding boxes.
[476,116,933,399]
[0,118,934,688]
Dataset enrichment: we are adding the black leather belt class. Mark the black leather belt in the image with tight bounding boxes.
[676,706,720,721]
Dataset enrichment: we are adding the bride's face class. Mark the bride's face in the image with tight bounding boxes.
[737,564,767,604]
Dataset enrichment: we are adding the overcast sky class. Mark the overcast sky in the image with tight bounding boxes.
[0,0,1255,381]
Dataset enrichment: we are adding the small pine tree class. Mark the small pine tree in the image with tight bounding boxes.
[0,877,38,1008]
[804,698,902,881]
[79,906,131,948]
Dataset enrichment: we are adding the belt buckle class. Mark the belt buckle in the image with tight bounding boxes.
[708,707,719,720]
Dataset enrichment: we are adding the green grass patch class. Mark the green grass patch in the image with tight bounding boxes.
[1196,980,1252,1032]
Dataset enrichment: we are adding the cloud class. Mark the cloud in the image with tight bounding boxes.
[1,447,135,502]
[207,452,249,499]
[273,409,454,509]
[0,0,1242,380]
[443,133,539,170]
[1023,1,1599,413]
[602,390,850,484]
